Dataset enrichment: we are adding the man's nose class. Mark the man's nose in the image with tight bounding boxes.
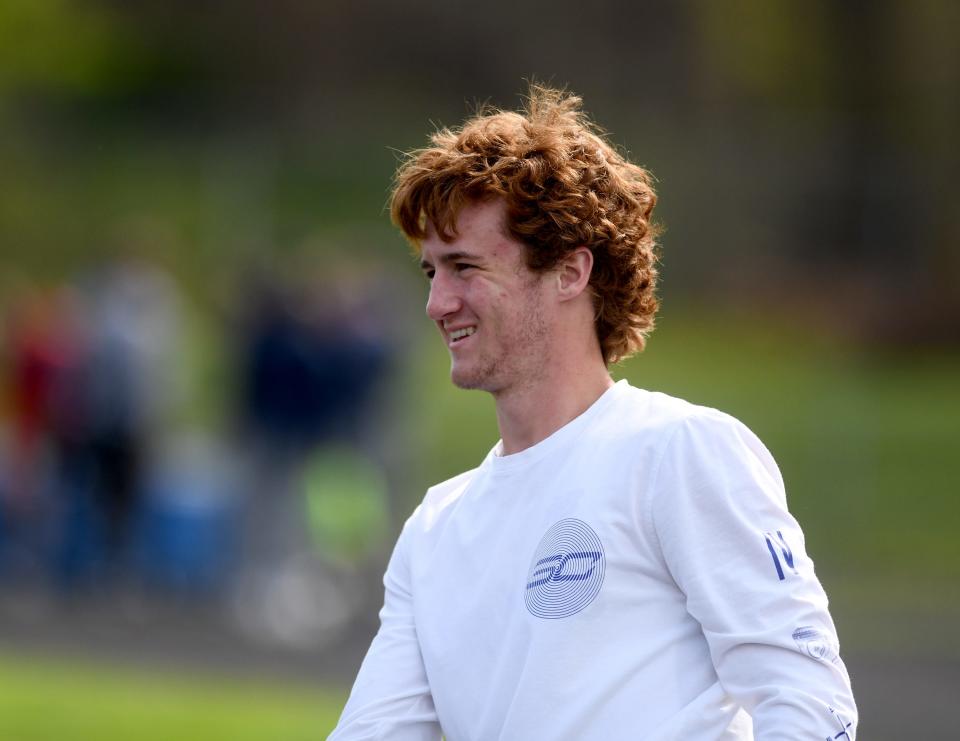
[426,272,460,321]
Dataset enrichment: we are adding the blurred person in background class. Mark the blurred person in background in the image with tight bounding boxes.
[1,284,84,581]
[1,260,184,592]
[331,87,857,740]
[238,264,390,456]
[231,259,393,647]
[57,257,183,589]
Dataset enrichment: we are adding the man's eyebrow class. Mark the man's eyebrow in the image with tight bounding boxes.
[419,251,483,270]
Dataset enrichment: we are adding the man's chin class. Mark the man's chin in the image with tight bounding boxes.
[449,362,495,392]
[450,372,482,391]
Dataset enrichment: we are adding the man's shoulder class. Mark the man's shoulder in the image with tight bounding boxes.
[609,382,738,438]
[406,466,480,533]
[426,467,478,501]
[606,383,776,468]
[622,386,782,486]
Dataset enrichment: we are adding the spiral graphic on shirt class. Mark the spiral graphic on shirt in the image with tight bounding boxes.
[524,518,605,619]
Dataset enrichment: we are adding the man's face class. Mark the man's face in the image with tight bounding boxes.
[420,199,552,395]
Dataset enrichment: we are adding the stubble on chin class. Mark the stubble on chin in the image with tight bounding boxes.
[449,332,546,395]
[449,352,501,392]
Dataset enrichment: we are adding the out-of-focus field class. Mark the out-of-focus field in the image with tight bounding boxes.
[0,654,344,740]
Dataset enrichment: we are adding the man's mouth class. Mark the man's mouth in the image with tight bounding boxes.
[449,326,476,343]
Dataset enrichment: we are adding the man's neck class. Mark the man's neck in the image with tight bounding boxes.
[493,362,614,456]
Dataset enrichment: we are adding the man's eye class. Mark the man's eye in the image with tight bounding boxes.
[424,270,435,281]
[455,263,474,273]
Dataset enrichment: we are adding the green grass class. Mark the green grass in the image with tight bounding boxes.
[0,653,345,740]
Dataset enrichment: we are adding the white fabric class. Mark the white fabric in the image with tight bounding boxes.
[330,381,857,740]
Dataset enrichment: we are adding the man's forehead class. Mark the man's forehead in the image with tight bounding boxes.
[426,199,508,239]
[419,199,526,269]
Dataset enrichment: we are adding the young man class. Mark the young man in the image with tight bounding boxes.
[330,87,857,740]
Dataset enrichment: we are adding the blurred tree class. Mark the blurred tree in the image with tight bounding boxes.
[0,0,119,95]
[0,0,956,341]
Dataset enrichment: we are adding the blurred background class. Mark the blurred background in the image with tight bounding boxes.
[0,0,957,737]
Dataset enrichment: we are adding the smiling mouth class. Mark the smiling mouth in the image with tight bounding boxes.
[449,326,476,343]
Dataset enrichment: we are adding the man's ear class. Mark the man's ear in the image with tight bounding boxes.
[556,247,594,302]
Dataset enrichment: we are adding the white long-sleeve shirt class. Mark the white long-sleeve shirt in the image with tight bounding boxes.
[331,381,857,740]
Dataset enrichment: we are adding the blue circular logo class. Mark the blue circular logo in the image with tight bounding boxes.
[524,518,605,619]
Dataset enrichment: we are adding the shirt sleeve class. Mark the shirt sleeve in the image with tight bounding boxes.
[648,411,858,741]
[328,516,442,741]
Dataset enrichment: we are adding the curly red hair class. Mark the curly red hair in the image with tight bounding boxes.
[391,85,660,364]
